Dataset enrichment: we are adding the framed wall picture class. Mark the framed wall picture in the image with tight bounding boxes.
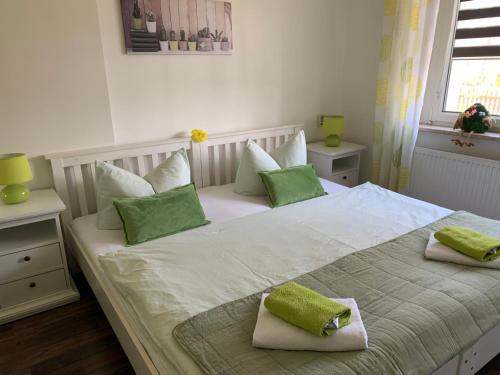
[121,0,233,55]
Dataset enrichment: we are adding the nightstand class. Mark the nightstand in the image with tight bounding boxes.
[307,141,366,187]
[0,189,79,324]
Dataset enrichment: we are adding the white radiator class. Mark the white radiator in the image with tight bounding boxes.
[409,147,500,220]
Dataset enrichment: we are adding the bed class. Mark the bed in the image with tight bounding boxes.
[45,125,500,375]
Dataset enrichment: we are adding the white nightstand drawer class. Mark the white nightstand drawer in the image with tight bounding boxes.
[0,243,62,283]
[0,269,67,309]
[331,170,358,187]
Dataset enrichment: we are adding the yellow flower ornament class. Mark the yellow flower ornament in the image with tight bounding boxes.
[191,129,208,143]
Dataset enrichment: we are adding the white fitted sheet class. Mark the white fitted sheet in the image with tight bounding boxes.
[72,182,452,375]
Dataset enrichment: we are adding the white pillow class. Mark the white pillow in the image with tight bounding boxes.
[234,141,280,196]
[234,131,307,196]
[95,162,155,230]
[272,130,307,168]
[95,148,192,230]
[144,148,191,193]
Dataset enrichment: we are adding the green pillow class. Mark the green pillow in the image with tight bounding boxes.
[113,184,209,246]
[258,165,326,208]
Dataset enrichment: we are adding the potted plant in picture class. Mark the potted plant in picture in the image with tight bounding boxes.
[197,27,213,52]
[159,25,169,51]
[146,11,156,33]
[132,0,142,30]
[188,34,197,51]
[221,36,230,51]
[179,30,188,51]
[211,29,223,51]
[169,30,179,51]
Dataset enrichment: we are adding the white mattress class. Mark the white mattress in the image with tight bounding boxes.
[71,182,452,375]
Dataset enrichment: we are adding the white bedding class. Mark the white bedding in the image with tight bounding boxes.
[72,179,347,257]
[73,182,452,375]
[198,178,348,223]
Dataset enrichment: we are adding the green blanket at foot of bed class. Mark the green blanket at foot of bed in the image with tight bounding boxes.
[173,212,500,375]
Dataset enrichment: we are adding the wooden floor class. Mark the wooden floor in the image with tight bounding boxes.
[0,275,134,375]
[0,275,499,375]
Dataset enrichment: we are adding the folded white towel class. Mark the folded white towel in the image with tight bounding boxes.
[425,233,500,269]
[252,294,368,352]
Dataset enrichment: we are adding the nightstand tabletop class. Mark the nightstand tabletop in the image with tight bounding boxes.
[307,141,366,157]
[0,189,65,225]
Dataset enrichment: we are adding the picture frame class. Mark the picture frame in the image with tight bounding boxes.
[120,0,233,55]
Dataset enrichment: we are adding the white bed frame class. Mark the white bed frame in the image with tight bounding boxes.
[45,125,302,374]
[45,125,500,375]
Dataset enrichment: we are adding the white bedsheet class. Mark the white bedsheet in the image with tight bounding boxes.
[71,179,347,257]
[73,182,452,375]
[198,178,348,223]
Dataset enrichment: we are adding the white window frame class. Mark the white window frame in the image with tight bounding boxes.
[421,0,500,131]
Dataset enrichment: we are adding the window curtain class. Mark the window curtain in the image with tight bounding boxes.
[372,0,441,192]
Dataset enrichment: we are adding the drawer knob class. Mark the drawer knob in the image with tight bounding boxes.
[29,282,36,288]
[24,256,31,262]
[343,176,347,180]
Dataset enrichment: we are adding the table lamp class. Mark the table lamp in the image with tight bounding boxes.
[0,153,33,204]
[321,115,345,147]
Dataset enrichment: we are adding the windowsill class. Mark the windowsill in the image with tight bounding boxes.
[419,124,500,143]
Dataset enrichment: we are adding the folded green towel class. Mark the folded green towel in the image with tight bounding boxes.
[434,226,500,262]
[264,281,352,337]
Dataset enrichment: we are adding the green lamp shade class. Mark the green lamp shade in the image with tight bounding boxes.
[0,153,33,184]
[0,153,33,204]
[321,116,345,147]
[322,116,345,135]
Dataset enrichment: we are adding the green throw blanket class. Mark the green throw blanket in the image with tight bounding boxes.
[435,226,500,262]
[173,212,500,375]
[264,281,351,336]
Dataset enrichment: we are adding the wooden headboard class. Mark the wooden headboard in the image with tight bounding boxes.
[45,124,303,231]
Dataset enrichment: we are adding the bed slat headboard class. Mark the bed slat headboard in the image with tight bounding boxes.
[200,126,302,187]
[46,125,303,231]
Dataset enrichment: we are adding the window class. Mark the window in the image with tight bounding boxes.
[445,0,500,116]
[423,0,500,125]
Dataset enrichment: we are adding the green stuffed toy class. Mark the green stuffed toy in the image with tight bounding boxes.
[452,103,494,147]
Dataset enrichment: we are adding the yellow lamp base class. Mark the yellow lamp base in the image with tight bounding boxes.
[325,134,342,147]
[0,184,31,204]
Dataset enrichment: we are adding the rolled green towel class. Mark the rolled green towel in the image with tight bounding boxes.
[264,281,352,337]
[434,226,500,262]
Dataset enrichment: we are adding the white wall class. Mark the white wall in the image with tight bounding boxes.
[95,0,384,182]
[1,0,386,189]
[0,0,114,189]
[340,0,384,182]
[96,0,348,144]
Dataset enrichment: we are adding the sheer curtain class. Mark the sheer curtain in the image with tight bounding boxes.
[372,0,441,192]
